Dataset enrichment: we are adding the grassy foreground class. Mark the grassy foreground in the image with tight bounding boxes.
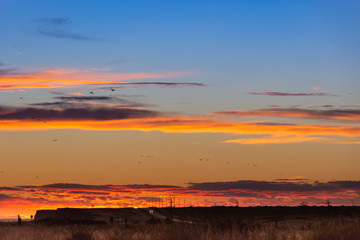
[0,218,359,240]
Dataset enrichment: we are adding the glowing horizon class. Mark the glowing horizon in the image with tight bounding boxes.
[1,180,359,219]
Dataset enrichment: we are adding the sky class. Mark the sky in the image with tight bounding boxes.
[0,0,360,218]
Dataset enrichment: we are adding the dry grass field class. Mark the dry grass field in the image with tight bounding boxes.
[1,207,360,240]
[1,217,359,240]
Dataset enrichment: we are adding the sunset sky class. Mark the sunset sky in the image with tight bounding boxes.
[1,0,360,218]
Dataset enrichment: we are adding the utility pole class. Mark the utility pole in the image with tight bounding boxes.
[170,196,173,221]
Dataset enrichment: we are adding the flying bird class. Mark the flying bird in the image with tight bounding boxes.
[89,91,94,95]
[110,88,115,92]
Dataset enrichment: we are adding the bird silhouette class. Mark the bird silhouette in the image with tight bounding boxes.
[89,91,94,95]
[110,88,115,92]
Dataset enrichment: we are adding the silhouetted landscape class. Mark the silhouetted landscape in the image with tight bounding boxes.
[1,206,360,239]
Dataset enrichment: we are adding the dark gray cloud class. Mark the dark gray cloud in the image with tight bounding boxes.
[254,122,296,126]
[274,178,309,182]
[204,190,266,198]
[328,181,360,189]
[123,184,182,189]
[0,187,19,191]
[340,105,360,108]
[30,95,147,108]
[0,67,18,75]
[44,183,112,189]
[249,92,339,97]
[20,183,113,191]
[38,29,98,41]
[307,105,334,108]
[54,96,115,102]
[29,102,66,107]
[0,105,157,120]
[18,183,182,192]
[215,108,360,121]
[124,82,205,87]
[0,193,14,200]
[98,82,205,88]
[14,180,360,196]
[269,104,360,109]
[187,180,360,192]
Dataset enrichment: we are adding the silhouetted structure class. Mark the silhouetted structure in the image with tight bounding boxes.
[17,215,22,226]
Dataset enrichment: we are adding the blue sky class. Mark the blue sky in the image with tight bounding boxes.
[2,1,359,106]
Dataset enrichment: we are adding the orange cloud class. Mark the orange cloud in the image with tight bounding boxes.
[1,117,360,143]
[68,92,84,96]
[0,68,198,89]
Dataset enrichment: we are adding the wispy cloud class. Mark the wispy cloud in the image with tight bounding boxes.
[35,17,98,41]
[53,96,119,102]
[29,95,147,108]
[35,17,71,25]
[108,56,128,65]
[0,68,200,90]
[111,82,205,87]
[336,141,360,144]
[214,108,360,122]
[38,29,99,41]
[249,92,339,97]
[224,135,324,144]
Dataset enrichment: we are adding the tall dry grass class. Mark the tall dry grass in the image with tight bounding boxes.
[0,218,359,240]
